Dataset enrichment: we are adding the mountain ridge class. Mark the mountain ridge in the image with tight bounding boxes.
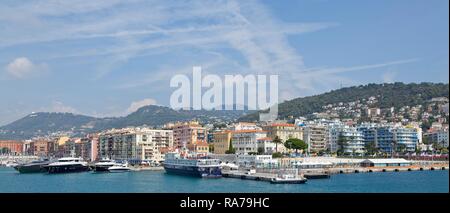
[238,82,449,121]
[0,105,252,140]
[1,82,448,140]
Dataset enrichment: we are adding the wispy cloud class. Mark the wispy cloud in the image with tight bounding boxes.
[48,101,79,114]
[0,0,423,121]
[5,57,48,79]
[288,58,419,94]
[382,68,398,83]
[0,0,335,80]
[126,98,157,114]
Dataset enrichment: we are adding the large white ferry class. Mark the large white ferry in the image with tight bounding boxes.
[163,152,222,178]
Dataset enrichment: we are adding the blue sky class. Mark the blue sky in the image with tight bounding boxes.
[0,0,448,125]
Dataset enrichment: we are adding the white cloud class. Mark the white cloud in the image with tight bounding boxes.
[5,57,48,79]
[382,70,397,83]
[0,0,422,120]
[126,98,157,114]
[49,101,79,114]
[289,58,418,92]
[0,0,334,82]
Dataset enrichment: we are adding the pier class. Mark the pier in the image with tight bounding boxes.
[222,170,276,182]
[221,163,449,182]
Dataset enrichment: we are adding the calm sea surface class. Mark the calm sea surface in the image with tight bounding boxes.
[0,167,448,193]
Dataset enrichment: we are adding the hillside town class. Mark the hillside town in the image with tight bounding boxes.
[1,109,448,165]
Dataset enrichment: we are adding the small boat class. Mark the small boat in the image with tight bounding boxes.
[93,159,116,172]
[44,157,90,174]
[108,163,131,172]
[270,170,307,184]
[14,158,50,173]
[5,161,19,168]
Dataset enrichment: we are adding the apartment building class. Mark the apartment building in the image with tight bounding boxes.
[0,140,23,155]
[303,124,328,153]
[263,123,303,142]
[99,127,173,163]
[213,131,233,154]
[172,121,207,152]
[232,130,268,155]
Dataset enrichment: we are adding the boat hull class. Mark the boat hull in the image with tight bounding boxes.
[94,165,112,172]
[270,179,307,184]
[304,174,330,179]
[14,164,48,173]
[108,168,131,173]
[164,165,222,178]
[44,164,90,174]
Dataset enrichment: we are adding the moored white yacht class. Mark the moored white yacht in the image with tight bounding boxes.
[44,157,90,174]
[93,158,117,172]
[108,162,131,172]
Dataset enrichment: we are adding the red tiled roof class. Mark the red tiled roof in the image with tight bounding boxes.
[270,123,295,127]
[257,137,273,141]
[232,130,267,133]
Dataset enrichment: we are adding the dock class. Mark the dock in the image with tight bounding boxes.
[221,165,449,183]
[327,165,449,174]
[222,170,276,182]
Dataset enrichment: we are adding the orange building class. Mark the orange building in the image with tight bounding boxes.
[263,123,303,142]
[31,140,53,157]
[213,131,233,154]
[0,140,23,155]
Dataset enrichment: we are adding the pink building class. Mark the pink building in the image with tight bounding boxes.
[172,121,207,151]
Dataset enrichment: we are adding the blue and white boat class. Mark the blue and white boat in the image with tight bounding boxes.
[163,152,222,178]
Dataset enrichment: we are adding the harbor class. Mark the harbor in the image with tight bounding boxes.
[0,166,447,193]
[3,153,448,185]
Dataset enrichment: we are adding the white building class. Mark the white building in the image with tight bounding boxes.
[237,155,277,168]
[256,137,276,154]
[230,122,262,131]
[98,127,173,164]
[303,124,328,153]
[328,124,365,155]
[424,129,449,147]
[367,108,381,117]
[232,130,268,155]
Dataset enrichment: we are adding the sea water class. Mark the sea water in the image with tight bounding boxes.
[0,167,447,193]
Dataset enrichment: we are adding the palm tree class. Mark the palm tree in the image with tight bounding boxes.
[391,139,397,158]
[273,136,282,153]
[337,133,348,156]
